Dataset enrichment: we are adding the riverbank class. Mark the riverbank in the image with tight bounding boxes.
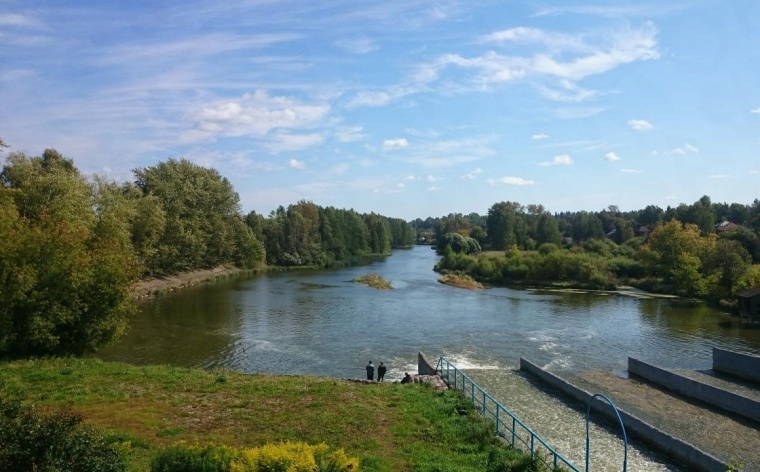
[130,266,260,298]
[0,358,538,471]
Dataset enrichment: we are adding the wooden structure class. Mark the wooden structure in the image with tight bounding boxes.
[737,287,760,327]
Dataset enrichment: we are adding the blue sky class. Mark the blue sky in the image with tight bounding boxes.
[1,1,759,220]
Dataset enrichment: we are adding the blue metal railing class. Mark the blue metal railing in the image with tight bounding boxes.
[437,356,580,472]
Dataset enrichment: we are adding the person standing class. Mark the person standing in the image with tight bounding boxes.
[366,361,375,381]
[377,361,387,382]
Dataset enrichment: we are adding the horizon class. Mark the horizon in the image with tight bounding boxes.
[2,1,759,221]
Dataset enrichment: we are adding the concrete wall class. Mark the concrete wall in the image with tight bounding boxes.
[629,357,760,423]
[418,351,438,376]
[519,358,726,472]
[713,347,760,383]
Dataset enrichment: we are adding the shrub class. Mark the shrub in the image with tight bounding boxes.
[151,441,358,472]
[0,395,127,472]
[150,443,239,472]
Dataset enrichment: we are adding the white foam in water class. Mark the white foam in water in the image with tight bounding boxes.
[443,353,503,370]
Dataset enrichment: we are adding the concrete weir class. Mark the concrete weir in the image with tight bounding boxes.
[629,356,760,424]
[713,347,760,383]
[519,358,726,472]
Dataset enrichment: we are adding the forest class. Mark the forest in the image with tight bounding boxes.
[0,148,415,357]
[423,198,760,304]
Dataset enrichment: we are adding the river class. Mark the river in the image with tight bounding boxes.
[98,245,760,470]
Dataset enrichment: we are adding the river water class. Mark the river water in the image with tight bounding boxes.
[98,245,760,470]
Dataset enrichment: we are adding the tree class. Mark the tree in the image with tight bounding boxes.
[0,151,137,356]
[487,202,524,250]
[534,212,562,246]
[133,158,262,272]
[639,221,716,296]
[704,239,751,299]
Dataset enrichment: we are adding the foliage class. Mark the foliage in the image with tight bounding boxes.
[639,221,716,296]
[251,202,414,267]
[437,232,482,255]
[133,158,264,273]
[150,443,239,471]
[0,394,127,471]
[231,442,358,472]
[0,151,138,356]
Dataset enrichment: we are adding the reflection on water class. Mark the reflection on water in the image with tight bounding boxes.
[100,245,760,376]
[97,246,760,470]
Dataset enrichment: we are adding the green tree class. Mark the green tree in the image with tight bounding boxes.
[0,151,137,356]
[704,239,751,299]
[639,220,716,296]
[133,158,262,272]
[534,212,562,246]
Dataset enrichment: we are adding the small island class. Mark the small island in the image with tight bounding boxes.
[353,273,393,289]
[438,273,484,290]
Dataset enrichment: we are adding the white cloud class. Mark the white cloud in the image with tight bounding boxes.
[709,174,729,179]
[532,133,549,140]
[628,119,653,130]
[266,133,325,153]
[604,152,621,162]
[427,175,439,182]
[334,38,379,54]
[668,143,699,155]
[347,91,393,108]
[382,137,409,150]
[0,13,41,27]
[289,159,305,169]
[488,176,535,186]
[751,107,760,113]
[185,90,330,142]
[335,126,366,143]
[539,154,573,166]
[397,182,405,188]
[461,168,482,180]
[406,175,417,180]
[427,186,441,191]
[622,168,643,173]
[538,80,597,102]
[424,22,658,86]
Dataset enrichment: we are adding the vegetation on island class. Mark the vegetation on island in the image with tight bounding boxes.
[420,198,760,305]
[438,273,483,290]
[0,358,545,471]
[353,274,393,289]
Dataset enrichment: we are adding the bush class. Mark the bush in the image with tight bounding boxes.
[0,395,127,472]
[151,441,358,472]
[150,442,239,471]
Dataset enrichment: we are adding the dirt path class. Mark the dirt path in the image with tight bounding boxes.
[572,370,760,469]
[130,266,255,298]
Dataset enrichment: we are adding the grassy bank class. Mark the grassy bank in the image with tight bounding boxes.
[0,359,539,471]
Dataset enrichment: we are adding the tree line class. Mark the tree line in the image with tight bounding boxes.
[427,197,760,303]
[0,147,414,357]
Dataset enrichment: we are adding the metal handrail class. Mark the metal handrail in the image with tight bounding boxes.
[437,356,580,472]
[586,393,627,471]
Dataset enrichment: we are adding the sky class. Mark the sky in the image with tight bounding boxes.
[1,1,759,221]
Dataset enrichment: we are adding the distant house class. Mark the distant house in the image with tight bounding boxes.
[737,287,760,326]
[715,221,739,233]
[636,226,650,237]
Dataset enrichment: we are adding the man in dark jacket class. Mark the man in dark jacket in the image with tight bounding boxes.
[377,361,387,381]
[366,361,375,380]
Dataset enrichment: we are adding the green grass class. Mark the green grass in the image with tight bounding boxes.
[0,358,541,471]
